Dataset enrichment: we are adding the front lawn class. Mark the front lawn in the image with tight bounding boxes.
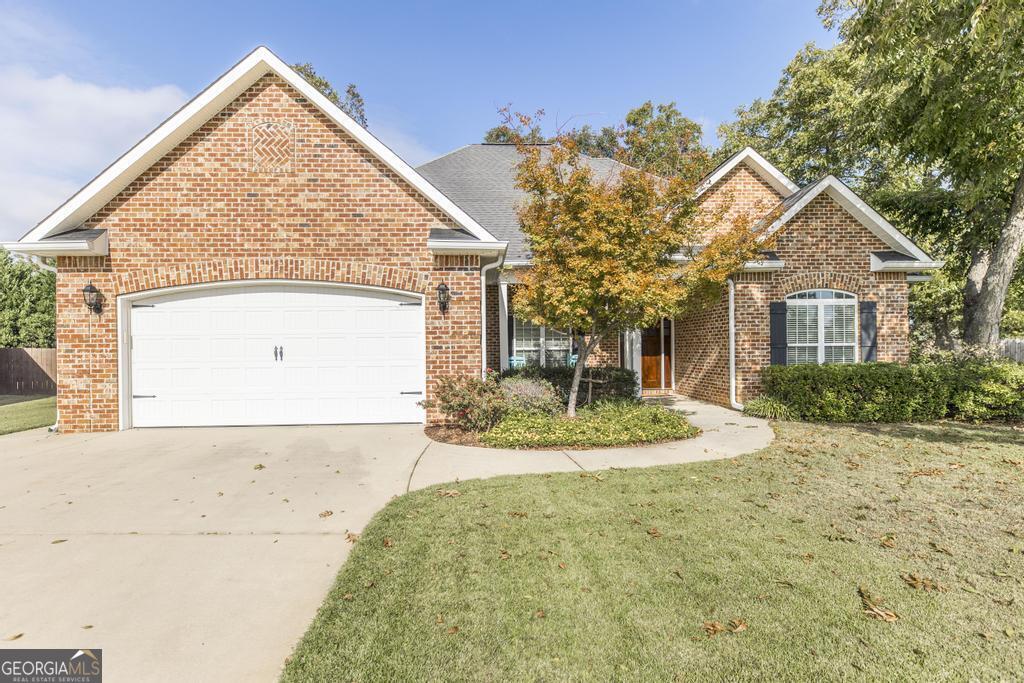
[284,421,1024,681]
[0,395,56,435]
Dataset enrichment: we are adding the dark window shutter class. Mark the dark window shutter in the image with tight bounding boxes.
[769,302,787,365]
[860,301,877,362]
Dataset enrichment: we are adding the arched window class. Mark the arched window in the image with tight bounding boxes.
[785,289,857,365]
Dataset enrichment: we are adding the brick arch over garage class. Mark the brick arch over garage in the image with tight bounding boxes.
[112,258,432,297]
[776,271,871,298]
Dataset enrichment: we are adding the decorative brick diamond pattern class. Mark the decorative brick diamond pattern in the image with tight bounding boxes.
[250,121,294,172]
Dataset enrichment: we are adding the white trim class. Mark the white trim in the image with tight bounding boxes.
[427,239,507,255]
[697,147,799,198]
[727,278,742,410]
[116,279,425,430]
[766,176,935,263]
[18,46,499,245]
[670,318,676,391]
[906,274,934,283]
[480,259,501,376]
[498,282,510,371]
[742,259,785,272]
[870,253,944,272]
[3,232,108,256]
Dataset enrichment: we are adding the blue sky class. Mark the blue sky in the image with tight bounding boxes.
[0,0,834,241]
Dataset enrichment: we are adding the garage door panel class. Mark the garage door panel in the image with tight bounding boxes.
[130,284,425,427]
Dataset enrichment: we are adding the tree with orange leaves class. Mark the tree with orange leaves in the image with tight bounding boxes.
[506,110,778,417]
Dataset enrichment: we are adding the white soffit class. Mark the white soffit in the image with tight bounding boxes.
[19,46,503,247]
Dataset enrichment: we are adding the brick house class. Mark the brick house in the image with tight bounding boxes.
[4,47,941,432]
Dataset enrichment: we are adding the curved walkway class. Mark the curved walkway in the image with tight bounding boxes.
[409,396,773,491]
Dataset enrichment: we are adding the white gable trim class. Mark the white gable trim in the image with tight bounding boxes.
[766,175,935,263]
[2,231,108,256]
[697,147,799,198]
[19,46,502,247]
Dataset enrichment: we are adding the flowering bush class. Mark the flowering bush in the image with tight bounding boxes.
[499,377,562,415]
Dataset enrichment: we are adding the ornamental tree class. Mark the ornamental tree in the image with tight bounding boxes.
[506,112,778,417]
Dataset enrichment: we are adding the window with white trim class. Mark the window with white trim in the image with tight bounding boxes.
[785,289,857,365]
[511,318,573,367]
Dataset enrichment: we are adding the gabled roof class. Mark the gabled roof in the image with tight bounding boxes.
[697,146,799,198]
[7,46,504,255]
[418,144,629,262]
[764,175,942,269]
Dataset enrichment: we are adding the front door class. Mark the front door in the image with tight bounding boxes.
[640,319,672,390]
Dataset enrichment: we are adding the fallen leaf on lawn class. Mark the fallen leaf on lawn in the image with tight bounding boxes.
[1006,627,1017,638]
[993,596,1015,607]
[728,619,748,633]
[558,562,567,570]
[979,631,993,640]
[447,626,459,634]
[319,510,333,519]
[579,472,605,482]
[253,464,265,471]
[647,527,662,539]
[364,580,375,589]
[499,549,511,560]
[435,614,444,624]
[901,573,947,592]
[947,462,965,470]
[437,489,461,498]
[508,511,528,518]
[345,532,360,544]
[910,467,944,478]
[534,609,546,619]
[774,579,795,588]
[962,585,983,595]
[880,535,896,549]
[51,539,67,544]
[383,537,394,548]
[342,593,354,601]
[929,541,953,556]
[859,586,899,622]
[800,553,815,563]
[703,621,726,637]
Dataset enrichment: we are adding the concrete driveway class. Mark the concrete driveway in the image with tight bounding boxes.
[0,398,770,682]
[0,424,429,682]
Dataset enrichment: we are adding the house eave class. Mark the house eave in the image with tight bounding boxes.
[2,232,109,257]
[870,255,945,272]
[427,239,508,256]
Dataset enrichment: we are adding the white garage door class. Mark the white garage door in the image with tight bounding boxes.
[128,283,426,427]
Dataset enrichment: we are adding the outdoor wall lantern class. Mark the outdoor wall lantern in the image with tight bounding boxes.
[436,282,451,314]
[82,282,103,315]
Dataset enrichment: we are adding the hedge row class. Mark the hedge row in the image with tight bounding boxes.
[761,361,1024,423]
[501,365,637,406]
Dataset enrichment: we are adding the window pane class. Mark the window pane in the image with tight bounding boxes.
[787,346,817,365]
[545,328,571,367]
[787,305,818,344]
[513,318,542,366]
[824,345,856,364]
[824,304,856,344]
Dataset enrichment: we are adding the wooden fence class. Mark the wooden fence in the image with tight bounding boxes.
[1002,339,1024,362]
[0,348,57,395]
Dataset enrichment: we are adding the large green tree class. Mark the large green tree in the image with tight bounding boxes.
[0,251,56,348]
[820,0,1024,344]
[292,62,368,128]
[718,31,1023,346]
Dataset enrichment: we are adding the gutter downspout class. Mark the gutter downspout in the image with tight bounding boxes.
[728,277,743,411]
[480,258,501,377]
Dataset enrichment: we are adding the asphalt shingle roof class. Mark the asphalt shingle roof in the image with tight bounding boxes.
[417,144,628,262]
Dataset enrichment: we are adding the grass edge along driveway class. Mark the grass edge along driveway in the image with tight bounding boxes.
[0,395,56,435]
[283,420,1024,681]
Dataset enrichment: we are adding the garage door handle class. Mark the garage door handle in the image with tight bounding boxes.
[274,346,279,361]
[133,394,156,399]
[400,391,423,395]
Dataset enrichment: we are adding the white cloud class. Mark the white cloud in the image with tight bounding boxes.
[370,120,442,167]
[0,66,187,241]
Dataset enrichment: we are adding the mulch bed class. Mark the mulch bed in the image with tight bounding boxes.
[424,425,485,447]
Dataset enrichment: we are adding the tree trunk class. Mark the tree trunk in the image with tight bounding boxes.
[566,332,601,418]
[964,163,1024,345]
[962,246,990,340]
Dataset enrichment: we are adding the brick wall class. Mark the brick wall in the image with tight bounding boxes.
[56,73,481,432]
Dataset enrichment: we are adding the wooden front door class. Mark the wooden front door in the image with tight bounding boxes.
[640,319,672,389]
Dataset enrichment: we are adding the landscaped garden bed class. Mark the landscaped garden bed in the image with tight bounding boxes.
[422,367,699,450]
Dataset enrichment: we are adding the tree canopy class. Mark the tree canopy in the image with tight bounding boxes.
[0,252,56,348]
[292,62,368,128]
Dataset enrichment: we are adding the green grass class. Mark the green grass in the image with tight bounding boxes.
[0,395,56,435]
[284,422,1024,681]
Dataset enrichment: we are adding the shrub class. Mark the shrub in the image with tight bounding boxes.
[481,400,699,449]
[761,360,1024,423]
[501,365,637,406]
[743,396,795,421]
[499,377,562,415]
[420,373,507,431]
